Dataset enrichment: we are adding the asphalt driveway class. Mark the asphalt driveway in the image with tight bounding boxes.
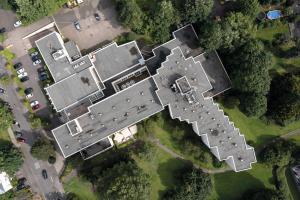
[53,0,128,50]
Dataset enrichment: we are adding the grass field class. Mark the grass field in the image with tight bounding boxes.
[211,163,274,200]
[63,176,98,200]
[222,106,300,147]
[134,147,187,200]
[152,124,215,169]
[0,130,10,141]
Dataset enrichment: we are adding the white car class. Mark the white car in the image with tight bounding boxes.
[18,72,28,79]
[33,59,41,66]
[16,68,25,75]
[30,52,38,57]
[26,93,33,99]
[14,20,22,28]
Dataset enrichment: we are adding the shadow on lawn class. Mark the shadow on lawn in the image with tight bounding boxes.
[156,157,189,198]
[214,172,265,200]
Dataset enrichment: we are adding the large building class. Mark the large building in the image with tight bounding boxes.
[36,25,256,172]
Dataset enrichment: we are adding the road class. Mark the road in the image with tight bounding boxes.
[0,9,65,199]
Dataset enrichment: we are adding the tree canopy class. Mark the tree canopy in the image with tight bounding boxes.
[268,72,300,125]
[30,137,56,161]
[0,140,23,175]
[116,0,145,33]
[183,0,214,23]
[165,168,212,200]
[150,0,179,43]
[240,93,267,117]
[97,161,150,200]
[15,0,67,24]
[0,100,14,131]
[260,139,295,167]
[235,0,260,18]
[241,188,285,200]
[198,21,222,51]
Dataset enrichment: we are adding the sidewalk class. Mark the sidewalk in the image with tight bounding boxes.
[7,127,20,148]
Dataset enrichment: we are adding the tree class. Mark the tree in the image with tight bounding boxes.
[198,21,223,51]
[166,168,212,200]
[226,38,271,95]
[28,113,42,129]
[241,188,285,200]
[0,140,23,175]
[268,73,300,125]
[221,12,254,50]
[183,0,214,23]
[235,0,260,18]
[30,137,56,161]
[116,0,145,33]
[15,0,66,24]
[260,139,295,167]
[240,93,267,117]
[0,100,14,131]
[133,140,157,161]
[97,161,150,200]
[150,0,180,43]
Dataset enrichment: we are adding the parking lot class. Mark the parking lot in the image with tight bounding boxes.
[53,0,128,50]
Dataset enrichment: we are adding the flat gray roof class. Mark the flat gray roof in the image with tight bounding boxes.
[153,48,256,171]
[93,42,142,81]
[45,67,100,111]
[36,32,92,82]
[52,78,163,157]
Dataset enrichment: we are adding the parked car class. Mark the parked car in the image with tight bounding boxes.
[16,68,25,74]
[17,72,28,79]
[15,131,22,138]
[0,27,6,33]
[20,76,29,82]
[30,100,40,110]
[25,87,33,99]
[39,72,48,81]
[16,137,26,143]
[14,63,22,70]
[14,20,22,28]
[42,169,48,179]
[31,55,39,61]
[0,88,5,94]
[94,13,100,21]
[37,67,46,73]
[74,21,81,31]
[33,59,42,66]
[18,177,27,185]
[30,51,38,57]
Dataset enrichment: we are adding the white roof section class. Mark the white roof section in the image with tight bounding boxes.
[0,172,12,194]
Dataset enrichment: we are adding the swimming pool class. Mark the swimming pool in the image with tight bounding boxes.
[267,10,282,20]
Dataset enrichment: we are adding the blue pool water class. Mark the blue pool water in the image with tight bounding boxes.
[267,10,282,20]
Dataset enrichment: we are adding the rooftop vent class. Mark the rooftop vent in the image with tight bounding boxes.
[52,49,65,60]
[211,129,219,136]
[81,77,90,86]
[138,58,145,65]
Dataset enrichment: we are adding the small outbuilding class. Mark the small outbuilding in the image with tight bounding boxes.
[0,172,13,194]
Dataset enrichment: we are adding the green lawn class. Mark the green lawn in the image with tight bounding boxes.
[0,130,10,141]
[256,23,289,41]
[63,176,98,200]
[152,124,215,169]
[222,106,300,148]
[134,147,187,200]
[211,163,274,200]
[287,134,300,146]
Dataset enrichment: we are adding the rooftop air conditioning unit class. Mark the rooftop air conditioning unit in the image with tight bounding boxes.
[138,58,145,65]
[52,49,65,60]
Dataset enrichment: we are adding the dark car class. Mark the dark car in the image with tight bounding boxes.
[37,67,46,73]
[20,76,29,82]
[16,137,26,143]
[0,27,6,33]
[39,73,48,81]
[42,169,48,179]
[14,63,22,70]
[0,88,5,94]
[15,131,22,138]
[18,177,27,185]
[31,55,39,62]
[94,13,100,21]
[24,87,33,95]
